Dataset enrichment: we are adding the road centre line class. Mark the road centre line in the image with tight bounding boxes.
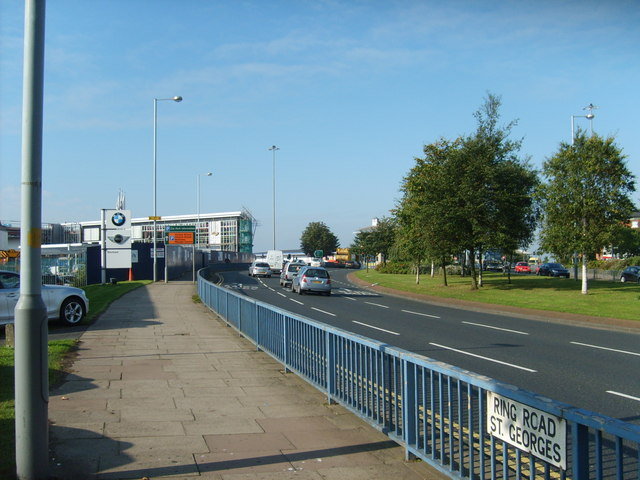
[344,297,357,301]
[365,301,389,309]
[462,321,528,335]
[352,321,400,336]
[312,307,336,317]
[429,342,537,373]
[277,292,286,297]
[289,298,304,305]
[606,391,640,403]
[570,341,640,357]
[402,310,441,319]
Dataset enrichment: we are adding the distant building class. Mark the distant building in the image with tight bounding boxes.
[1,210,256,254]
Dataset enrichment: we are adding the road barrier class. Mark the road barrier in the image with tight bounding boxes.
[198,270,639,480]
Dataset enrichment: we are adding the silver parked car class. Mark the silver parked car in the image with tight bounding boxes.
[248,261,272,278]
[291,266,332,295]
[0,270,89,326]
[279,261,305,287]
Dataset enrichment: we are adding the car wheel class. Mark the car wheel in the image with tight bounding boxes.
[60,297,85,325]
[298,285,304,295]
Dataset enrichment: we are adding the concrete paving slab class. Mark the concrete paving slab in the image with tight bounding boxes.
[47,279,444,480]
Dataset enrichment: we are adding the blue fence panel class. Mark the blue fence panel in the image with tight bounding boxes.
[198,270,640,480]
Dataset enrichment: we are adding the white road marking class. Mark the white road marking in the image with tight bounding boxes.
[606,391,640,402]
[343,297,357,301]
[352,321,400,336]
[289,299,304,305]
[570,342,640,357]
[311,307,336,317]
[365,301,389,309]
[463,321,528,335]
[277,292,287,297]
[429,342,537,373]
[402,309,441,319]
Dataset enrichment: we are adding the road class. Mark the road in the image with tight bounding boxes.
[222,268,640,424]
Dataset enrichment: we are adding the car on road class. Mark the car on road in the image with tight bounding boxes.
[536,262,570,278]
[483,262,504,272]
[0,270,89,326]
[279,261,305,287]
[620,266,640,283]
[514,262,531,273]
[248,261,272,278]
[291,266,332,295]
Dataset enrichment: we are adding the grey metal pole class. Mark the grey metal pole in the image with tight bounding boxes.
[268,145,279,250]
[15,0,49,478]
[153,98,158,282]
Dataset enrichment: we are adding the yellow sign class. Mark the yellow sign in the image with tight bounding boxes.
[149,216,161,220]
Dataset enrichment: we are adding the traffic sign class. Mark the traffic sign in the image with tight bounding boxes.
[314,250,323,257]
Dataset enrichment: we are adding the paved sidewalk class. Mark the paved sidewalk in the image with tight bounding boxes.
[48,280,443,480]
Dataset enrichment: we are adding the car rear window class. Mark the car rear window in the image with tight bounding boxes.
[305,269,328,278]
[256,263,270,267]
[289,265,302,272]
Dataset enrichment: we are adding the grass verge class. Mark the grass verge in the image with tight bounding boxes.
[0,280,151,478]
[354,269,640,322]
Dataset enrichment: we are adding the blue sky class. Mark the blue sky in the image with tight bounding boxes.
[1,0,639,253]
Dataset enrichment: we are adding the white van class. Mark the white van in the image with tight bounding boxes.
[266,250,284,274]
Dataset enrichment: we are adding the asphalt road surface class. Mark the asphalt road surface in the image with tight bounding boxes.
[221,268,640,424]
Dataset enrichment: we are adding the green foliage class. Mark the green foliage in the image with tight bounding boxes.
[375,261,431,274]
[588,257,640,270]
[351,217,397,263]
[299,221,339,256]
[395,93,538,289]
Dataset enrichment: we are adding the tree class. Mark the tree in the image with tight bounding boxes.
[538,131,636,294]
[396,94,538,290]
[300,221,339,256]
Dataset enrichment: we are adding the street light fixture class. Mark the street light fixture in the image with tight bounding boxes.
[152,95,182,282]
[571,103,597,145]
[268,145,280,250]
[197,172,213,246]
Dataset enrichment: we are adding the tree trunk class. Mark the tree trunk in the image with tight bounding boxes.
[431,261,435,278]
[441,256,448,286]
[469,247,478,289]
[581,253,588,294]
[478,248,484,288]
[415,262,420,285]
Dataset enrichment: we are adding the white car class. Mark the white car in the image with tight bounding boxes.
[0,270,89,326]
[248,261,272,278]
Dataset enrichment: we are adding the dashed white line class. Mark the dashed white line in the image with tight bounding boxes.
[277,292,287,298]
[429,342,537,372]
[289,299,303,305]
[352,321,400,336]
[402,310,440,319]
[365,301,389,309]
[343,296,357,301]
[311,307,336,317]
[570,342,640,357]
[606,391,640,402]
[463,321,528,335]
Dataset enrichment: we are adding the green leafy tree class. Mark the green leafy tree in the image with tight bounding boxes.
[300,221,339,256]
[351,217,397,266]
[538,131,636,294]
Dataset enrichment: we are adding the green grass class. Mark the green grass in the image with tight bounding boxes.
[0,280,150,479]
[354,270,640,321]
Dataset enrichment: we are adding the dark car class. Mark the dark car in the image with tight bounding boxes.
[620,266,640,283]
[537,262,570,278]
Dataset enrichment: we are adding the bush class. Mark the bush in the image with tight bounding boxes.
[375,262,431,275]
[587,256,640,270]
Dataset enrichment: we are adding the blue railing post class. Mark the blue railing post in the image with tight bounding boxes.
[403,360,417,461]
[572,423,589,480]
[326,332,336,404]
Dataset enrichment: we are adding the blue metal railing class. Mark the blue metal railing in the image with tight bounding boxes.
[198,270,640,480]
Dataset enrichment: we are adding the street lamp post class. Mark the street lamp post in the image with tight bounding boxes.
[197,172,213,246]
[268,145,279,250]
[152,95,182,282]
[571,103,597,145]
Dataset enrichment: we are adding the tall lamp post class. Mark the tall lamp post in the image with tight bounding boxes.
[268,145,279,250]
[152,95,182,282]
[571,103,596,145]
[197,172,213,246]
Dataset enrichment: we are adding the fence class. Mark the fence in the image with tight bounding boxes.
[1,251,87,287]
[198,270,639,480]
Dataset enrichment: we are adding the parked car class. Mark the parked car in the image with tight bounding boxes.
[514,262,531,273]
[279,261,305,287]
[483,262,503,272]
[291,266,332,295]
[248,261,272,278]
[536,263,570,278]
[620,266,640,283]
[343,260,361,269]
[0,270,89,326]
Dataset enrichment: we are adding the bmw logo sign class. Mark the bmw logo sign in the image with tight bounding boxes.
[111,212,126,227]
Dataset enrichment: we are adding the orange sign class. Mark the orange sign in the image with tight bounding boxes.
[167,232,194,244]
